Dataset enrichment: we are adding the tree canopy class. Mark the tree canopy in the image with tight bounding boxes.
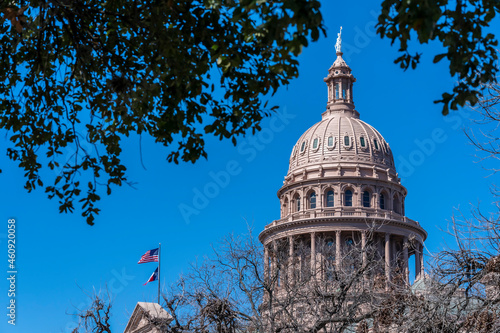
[0,0,324,224]
[376,0,500,114]
[2,0,500,225]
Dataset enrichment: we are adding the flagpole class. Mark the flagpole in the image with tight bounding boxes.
[158,243,161,304]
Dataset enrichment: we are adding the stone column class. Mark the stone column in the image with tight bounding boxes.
[361,231,367,268]
[289,236,294,285]
[336,185,341,207]
[264,245,269,280]
[336,231,341,270]
[362,231,367,283]
[358,188,363,207]
[415,243,421,280]
[385,233,391,289]
[271,240,277,287]
[311,232,316,277]
[319,190,324,210]
[347,79,351,101]
[420,243,424,277]
[403,237,409,284]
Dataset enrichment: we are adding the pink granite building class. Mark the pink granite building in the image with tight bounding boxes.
[259,29,427,290]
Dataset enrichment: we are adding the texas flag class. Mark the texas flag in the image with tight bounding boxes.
[143,267,159,285]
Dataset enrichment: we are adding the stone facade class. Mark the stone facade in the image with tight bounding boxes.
[123,302,172,333]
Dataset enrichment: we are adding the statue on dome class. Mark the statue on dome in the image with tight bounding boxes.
[335,26,342,53]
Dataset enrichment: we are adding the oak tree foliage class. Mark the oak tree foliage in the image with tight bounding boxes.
[0,0,324,224]
[376,0,500,115]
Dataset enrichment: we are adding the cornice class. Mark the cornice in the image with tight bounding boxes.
[259,216,427,244]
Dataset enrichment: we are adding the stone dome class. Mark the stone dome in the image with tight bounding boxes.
[288,112,396,176]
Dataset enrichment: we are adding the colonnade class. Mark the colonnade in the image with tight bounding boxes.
[281,185,405,218]
[264,231,424,288]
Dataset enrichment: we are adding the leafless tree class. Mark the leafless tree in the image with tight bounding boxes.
[466,81,500,170]
[157,227,415,333]
[377,82,500,333]
[71,288,112,333]
[71,217,500,332]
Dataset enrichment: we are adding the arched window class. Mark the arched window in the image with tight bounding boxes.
[326,190,334,207]
[344,190,352,206]
[297,196,301,212]
[362,191,370,207]
[360,136,366,147]
[380,194,385,210]
[335,83,339,99]
[309,192,316,209]
[344,135,350,146]
[312,138,318,149]
[327,136,334,147]
[300,141,306,152]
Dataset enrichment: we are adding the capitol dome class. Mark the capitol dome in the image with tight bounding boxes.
[288,112,396,176]
[259,29,427,292]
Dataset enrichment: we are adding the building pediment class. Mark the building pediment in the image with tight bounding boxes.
[123,302,172,333]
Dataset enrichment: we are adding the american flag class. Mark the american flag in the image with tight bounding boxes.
[138,248,159,264]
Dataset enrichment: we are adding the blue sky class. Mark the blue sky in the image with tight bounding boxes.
[1,1,499,332]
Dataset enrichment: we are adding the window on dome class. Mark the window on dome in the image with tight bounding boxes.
[342,87,346,99]
[326,190,334,207]
[374,139,379,150]
[309,192,316,209]
[327,136,334,147]
[360,136,366,147]
[313,138,318,149]
[344,135,350,146]
[301,141,306,152]
[335,83,339,99]
[380,194,385,210]
[297,196,301,211]
[344,190,352,206]
[363,191,370,207]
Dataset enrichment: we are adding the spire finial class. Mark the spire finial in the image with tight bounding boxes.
[335,26,342,53]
